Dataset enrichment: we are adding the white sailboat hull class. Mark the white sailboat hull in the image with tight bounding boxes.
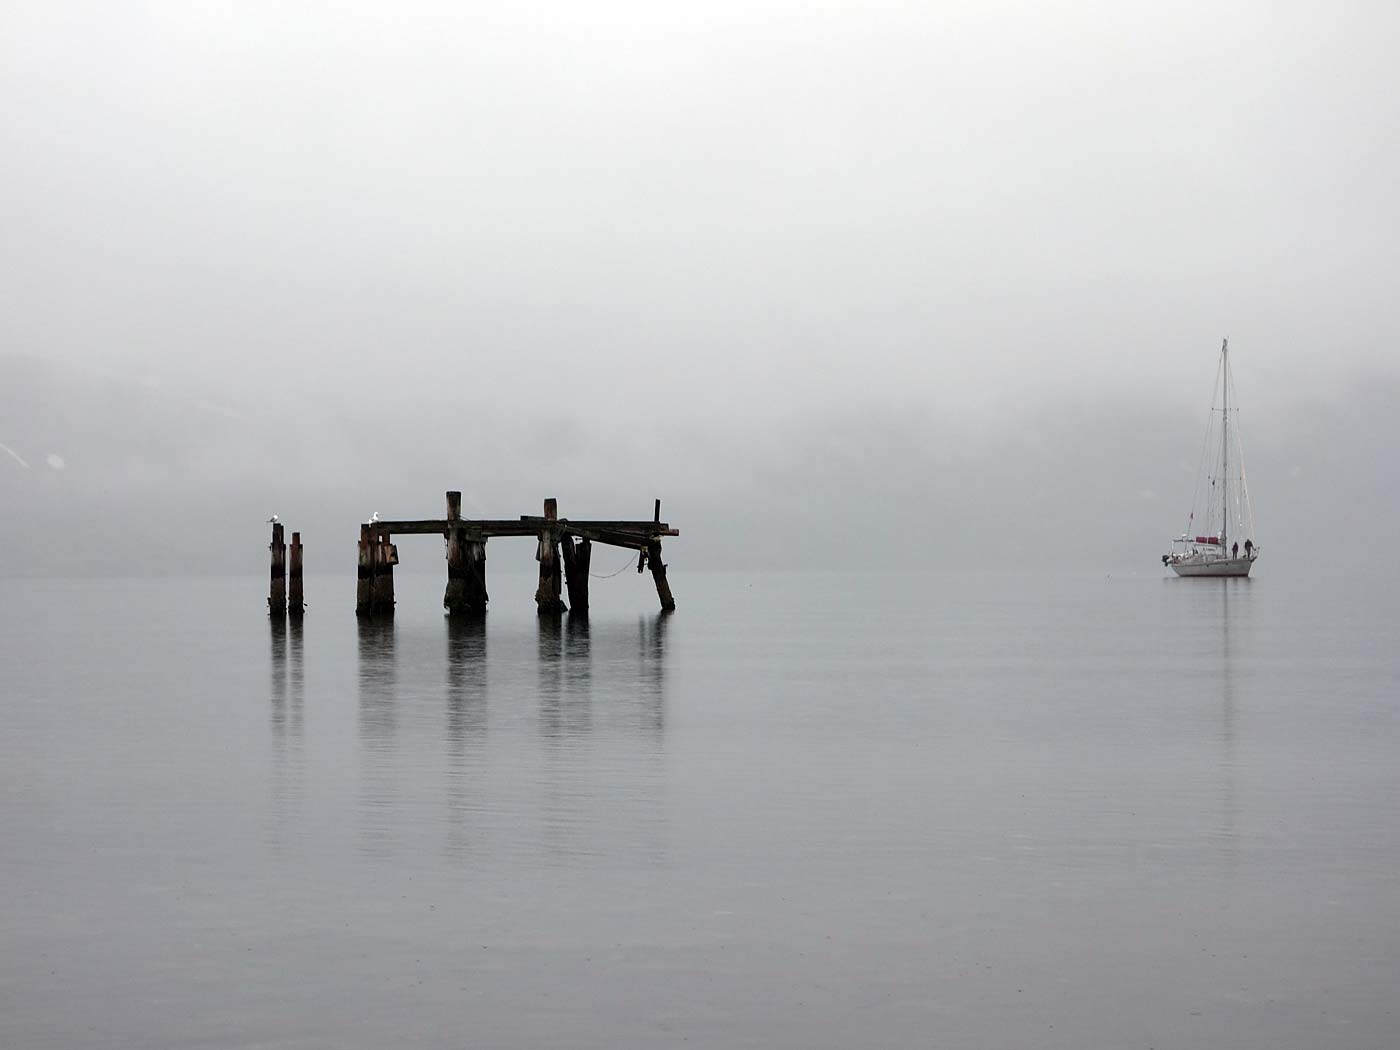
[1169,556,1254,578]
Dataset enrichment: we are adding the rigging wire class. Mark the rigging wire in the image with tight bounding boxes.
[1226,351,1259,543]
[1186,353,1224,536]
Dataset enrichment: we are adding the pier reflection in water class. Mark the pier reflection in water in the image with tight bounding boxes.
[533,612,667,865]
[345,604,669,872]
[637,611,668,736]
[267,616,304,854]
[444,615,488,860]
[538,615,591,739]
[356,617,399,860]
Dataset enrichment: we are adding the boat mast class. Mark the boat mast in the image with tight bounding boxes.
[1220,338,1229,555]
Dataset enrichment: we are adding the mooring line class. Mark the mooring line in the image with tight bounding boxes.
[590,552,639,579]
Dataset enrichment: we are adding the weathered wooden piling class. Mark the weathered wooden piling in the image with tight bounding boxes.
[647,503,675,614]
[444,491,488,616]
[371,527,397,614]
[356,524,397,616]
[646,541,675,612]
[356,524,373,615]
[288,531,304,618]
[466,538,487,609]
[561,535,592,614]
[535,498,567,615]
[268,522,286,615]
[444,491,467,614]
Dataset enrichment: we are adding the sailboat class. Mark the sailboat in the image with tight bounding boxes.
[1162,338,1259,577]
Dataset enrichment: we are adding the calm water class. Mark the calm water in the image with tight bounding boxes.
[2,566,1397,1048]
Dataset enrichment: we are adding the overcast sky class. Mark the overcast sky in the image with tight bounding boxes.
[2,3,1397,577]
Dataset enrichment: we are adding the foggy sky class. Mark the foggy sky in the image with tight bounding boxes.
[3,3,1398,578]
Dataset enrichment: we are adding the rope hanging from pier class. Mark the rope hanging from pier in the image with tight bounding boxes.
[589,550,641,579]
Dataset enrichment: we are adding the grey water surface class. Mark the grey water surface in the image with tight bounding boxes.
[2,567,1397,1049]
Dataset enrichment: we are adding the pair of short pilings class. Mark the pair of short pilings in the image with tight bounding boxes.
[268,523,304,617]
[355,524,397,617]
[444,491,488,616]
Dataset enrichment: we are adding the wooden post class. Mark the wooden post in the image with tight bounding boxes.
[288,531,304,618]
[635,500,658,578]
[561,535,590,614]
[472,539,488,606]
[444,490,488,615]
[466,538,488,613]
[535,497,566,615]
[560,533,577,606]
[268,523,286,615]
[577,538,591,607]
[647,539,675,612]
[356,524,372,616]
[371,527,397,615]
[444,490,468,615]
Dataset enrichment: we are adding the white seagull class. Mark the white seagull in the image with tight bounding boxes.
[267,513,279,523]
[370,511,381,523]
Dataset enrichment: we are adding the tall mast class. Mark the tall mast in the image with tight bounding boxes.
[1220,338,1229,554]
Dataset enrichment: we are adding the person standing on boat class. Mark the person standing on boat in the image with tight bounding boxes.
[1232,541,1239,558]
[1244,539,1253,558]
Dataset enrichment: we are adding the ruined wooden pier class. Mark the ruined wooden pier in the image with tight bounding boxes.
[354,492,678,618]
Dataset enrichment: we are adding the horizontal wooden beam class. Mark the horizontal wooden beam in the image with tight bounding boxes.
[369,518,678,542]
[563,525,654,550]
[519,517,679,532]
[372,519,533,536]
[560,523,679,540]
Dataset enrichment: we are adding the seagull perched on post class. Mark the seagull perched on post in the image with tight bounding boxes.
[267,514,279,523]
[370,511,381,523]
